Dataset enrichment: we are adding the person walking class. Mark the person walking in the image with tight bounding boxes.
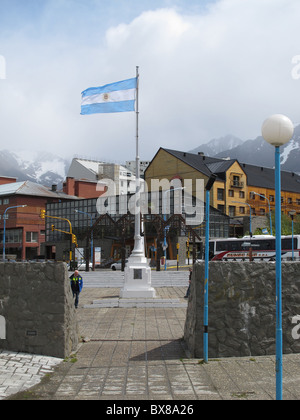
[69,270,83,309]
[184,267,192,298]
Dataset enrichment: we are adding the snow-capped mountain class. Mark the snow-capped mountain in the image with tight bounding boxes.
[0,150,70,188]
[1,124,299,190]
[214,125,300,173]
[189,134,244,156]
[190,126,300,174]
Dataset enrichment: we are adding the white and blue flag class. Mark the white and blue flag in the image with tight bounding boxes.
[81,77,137,115]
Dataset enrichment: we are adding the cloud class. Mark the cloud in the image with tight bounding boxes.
[0,0,300,163]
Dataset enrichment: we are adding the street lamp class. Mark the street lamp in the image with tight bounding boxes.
[75,209,94,270]
[2,205,27,261]
[203,174,217,363]
[250,192,273,236]
[162,187,185,271]
[261,114,294,401]
[289,210,296,261]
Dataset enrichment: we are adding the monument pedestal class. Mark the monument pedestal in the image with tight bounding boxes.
[120,250,156,298]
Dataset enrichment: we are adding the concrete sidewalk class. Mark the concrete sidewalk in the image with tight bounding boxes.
[3,284,300,400]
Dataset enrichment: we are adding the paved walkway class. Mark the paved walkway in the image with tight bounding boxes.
[0,351,62,399]
[2,272,300,400]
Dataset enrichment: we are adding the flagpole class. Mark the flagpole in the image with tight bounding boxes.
[120,66,155,298]
[131,66,144,257]
[135,66,141,246]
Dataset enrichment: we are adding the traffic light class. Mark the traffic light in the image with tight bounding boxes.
[40,209,46,219]
[72,234,78,247]
[51,224,55,232]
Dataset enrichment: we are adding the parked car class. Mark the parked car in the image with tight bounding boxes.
[99,258,114,268]
[77,261,93,271]
[110,259,128,271]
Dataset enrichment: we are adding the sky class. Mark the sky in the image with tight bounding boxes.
[0,0,300,164]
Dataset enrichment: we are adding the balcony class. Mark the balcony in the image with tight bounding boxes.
[230,180,244,188]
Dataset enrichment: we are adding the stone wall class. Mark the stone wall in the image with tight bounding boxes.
[184,261,300,358]
[0,262,78,358]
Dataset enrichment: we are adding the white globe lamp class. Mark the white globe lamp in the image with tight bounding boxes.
[261,114,294,146]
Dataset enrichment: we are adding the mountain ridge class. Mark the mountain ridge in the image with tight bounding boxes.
[0,150,70,188]
[0,126,298,190]
[189,125,300,173]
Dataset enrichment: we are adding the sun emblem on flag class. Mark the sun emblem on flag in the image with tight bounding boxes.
[103,93,110,101]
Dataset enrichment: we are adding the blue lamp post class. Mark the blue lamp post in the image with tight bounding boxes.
[75,209,94,269]
[2,205,27,261]
[262,114,294,401]
[162,187,185,271]
[203,174,216,363]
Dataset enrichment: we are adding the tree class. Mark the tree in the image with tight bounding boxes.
[270,212,300,235]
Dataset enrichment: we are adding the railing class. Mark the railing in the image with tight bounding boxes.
[230,180,244,188]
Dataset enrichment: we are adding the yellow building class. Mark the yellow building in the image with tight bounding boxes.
[242,162,300,216]
[145,148,300,227]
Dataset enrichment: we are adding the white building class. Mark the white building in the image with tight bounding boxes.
[67,158,138,195]
[125,160,150,179]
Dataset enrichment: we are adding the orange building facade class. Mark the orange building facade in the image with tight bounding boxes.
[145,148,300,224]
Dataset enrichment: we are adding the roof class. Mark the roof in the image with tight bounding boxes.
[149,148,300,194]
[242,163,300,193]
[156,148,237,181]
[73,159,101,175]
[0,181,79,200]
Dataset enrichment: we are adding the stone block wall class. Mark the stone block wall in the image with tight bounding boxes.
[184,261,300,358]
[0,262,78,358]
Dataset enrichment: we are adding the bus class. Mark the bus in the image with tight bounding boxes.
[209,235,300,262]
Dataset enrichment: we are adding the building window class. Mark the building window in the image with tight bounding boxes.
[239,207,245,214]
[288,198,292,204]
[239,191,245,199]
[3,199,9,205]
[297,199,300,206]
[218,204,225,213]
[269,195,274,202]
[232,176,240,187]
[260,208,266,215]
[0,229,22,244]
[229,206,236,217]
[217,189,224,201]
[249,192,255,200]
[228,190,234,197]
[26,232,38,243]
[260,195,265,201]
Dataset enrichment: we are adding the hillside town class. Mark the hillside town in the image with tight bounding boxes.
[0,146,299,267]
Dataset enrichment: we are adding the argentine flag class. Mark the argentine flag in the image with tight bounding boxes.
[81,77,137,115]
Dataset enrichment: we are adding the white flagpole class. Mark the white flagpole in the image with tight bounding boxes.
[120,66,155,298]
[131,65,144,257]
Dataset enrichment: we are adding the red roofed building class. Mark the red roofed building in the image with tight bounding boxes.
[0,178,78,261]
